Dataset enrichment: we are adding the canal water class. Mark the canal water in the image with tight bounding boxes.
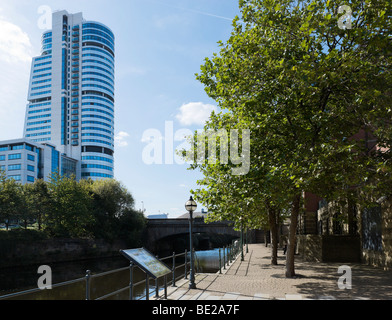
[0,249,222,300]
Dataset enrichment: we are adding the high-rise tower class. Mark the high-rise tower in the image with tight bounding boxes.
[23,10,115,180]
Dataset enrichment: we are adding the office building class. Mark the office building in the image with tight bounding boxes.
[23,10,115,181]
[0,138,77,184]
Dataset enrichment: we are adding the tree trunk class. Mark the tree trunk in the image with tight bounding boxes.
[268,207,279,265]
[285,193,301,278]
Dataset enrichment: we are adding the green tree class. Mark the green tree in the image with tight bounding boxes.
[90,179,138,240]
[194,0,392,277]
[46,173,94,238]
[0,174,23,230]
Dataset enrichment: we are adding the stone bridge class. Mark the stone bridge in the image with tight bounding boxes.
[144,218,241,254]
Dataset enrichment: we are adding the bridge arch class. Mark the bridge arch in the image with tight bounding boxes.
[144,219,240,255]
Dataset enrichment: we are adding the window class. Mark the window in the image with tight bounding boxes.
[8,154,21,160]
[11,145,24,150]
[28,154,35,161]
[0,155,5,161]
[8,175,21,181]
[8,164,22,171]
[27,165,35,172]
[27,176,35,182]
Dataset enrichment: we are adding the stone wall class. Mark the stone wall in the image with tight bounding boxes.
[361,198,392,270]
[298,235,360,263]
[0,238,127,269]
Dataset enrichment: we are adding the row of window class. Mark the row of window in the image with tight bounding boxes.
[82,71,114,84]
[33,67,52,74]
[82,139,113,147]
[81,114,113,124]
[26,131,51,138]
[82,77,114,90]
[81,164,113,171]
[2,164,35,172]
[82,84,114,96]
[82,35,114,51]
[81,120,113,129]
[34,60,52,68]
[27,119,51,126]
[81,172,113,178]
[82,28,114,44]
[82,47,113,59]
[0,144,34,152]
[81,155,113,163]
[82,95,114,107]
[82,65,113,77]
[0,153,33,161]
[82,53,114,67]
[31,84,51,91]
[82,132,113,141]
[82,23,115,40]
[31,90,51,97]
[32,72,52,80]
[28,114,51,120]
[82,127,112,135]
[5,175,35,182]
[82,59,114,72]
[26,125,51,132]
[32,78,52,86]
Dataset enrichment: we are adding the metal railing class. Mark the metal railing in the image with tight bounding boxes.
[0,242,243,301]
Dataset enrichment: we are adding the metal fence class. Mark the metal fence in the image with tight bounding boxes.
[0,242,242,301]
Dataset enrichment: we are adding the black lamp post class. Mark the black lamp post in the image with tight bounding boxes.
[185,196,197,289]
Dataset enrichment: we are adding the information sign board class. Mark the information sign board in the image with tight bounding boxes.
[120,248,171,279]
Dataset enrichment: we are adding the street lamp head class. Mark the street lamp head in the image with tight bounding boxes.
[185,196,197,212]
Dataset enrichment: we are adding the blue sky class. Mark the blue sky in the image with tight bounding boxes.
[0,0,240,217]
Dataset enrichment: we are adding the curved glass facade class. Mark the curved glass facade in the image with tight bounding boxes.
[80,21,115,180]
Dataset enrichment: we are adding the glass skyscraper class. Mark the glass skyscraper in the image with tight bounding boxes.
[23,10,115,181]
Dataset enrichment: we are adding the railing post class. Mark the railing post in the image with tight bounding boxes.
[146,274,150,301]
[219,248,222,274]
[172,252,176,287]
[224,246,226,266]
[184,249,188,279]
[164,275,167,299]
[85,270,91,300]
[129,262,134,300]
[155,256,159,299]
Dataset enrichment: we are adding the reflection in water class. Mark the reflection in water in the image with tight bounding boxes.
[0,250,221,300]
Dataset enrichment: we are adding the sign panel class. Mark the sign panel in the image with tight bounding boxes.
[120,248,171,279]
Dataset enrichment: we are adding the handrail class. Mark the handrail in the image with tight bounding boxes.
[0,241,244,301]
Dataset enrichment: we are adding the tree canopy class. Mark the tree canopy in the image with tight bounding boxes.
[184,0,392,277]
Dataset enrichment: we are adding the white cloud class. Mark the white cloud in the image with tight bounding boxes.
[0,18,32,63]
[175,102,217,126]
[115,131,130,147]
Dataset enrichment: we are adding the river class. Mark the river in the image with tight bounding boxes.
[0,249,223,300]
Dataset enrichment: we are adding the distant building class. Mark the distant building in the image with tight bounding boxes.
[177,211,208,219]
[147,213,169,219]
[0,138,77,183]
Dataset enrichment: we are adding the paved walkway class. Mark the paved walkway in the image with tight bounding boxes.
[156,244,392,300]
